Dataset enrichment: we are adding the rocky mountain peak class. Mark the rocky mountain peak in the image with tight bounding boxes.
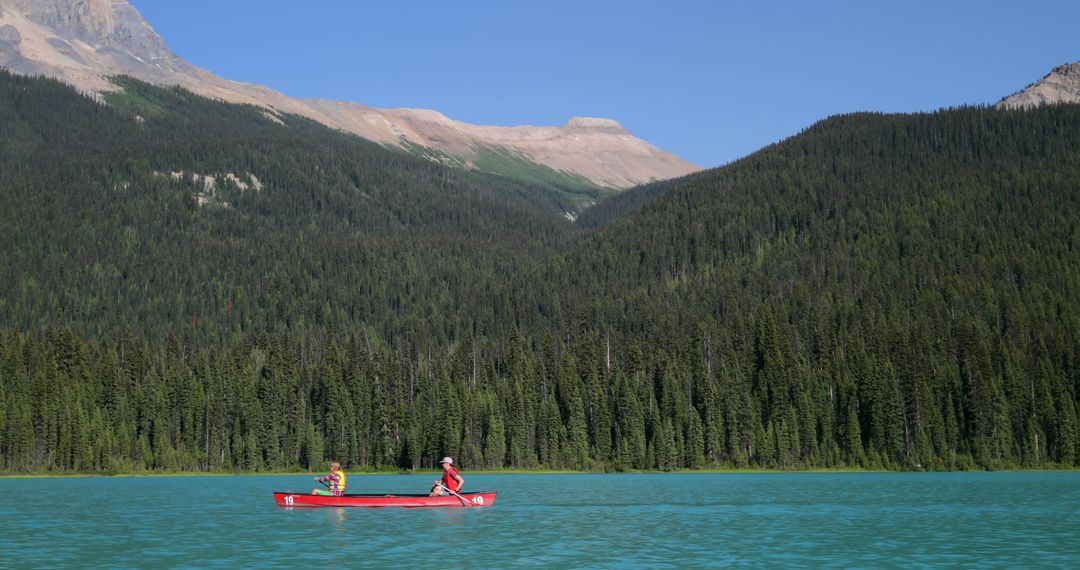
[1054,61,1080,78]
[1,0,172,61]
[997,60,1080,109]
[565,117,627,132]
[0,0,702,189]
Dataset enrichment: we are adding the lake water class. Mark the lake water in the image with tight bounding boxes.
[2,472,1078,568]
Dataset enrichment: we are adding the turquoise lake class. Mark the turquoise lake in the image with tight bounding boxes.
[2,472,1078,568]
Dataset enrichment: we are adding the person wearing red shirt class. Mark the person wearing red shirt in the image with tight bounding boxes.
[429,456,464,496]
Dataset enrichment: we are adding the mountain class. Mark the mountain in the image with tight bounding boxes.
[997,61,1080,109]
[514,105,1080,470]
[0,0,701,191]
[3,70,1079,473]
[0,70,585,342]
[3,21,1078,474]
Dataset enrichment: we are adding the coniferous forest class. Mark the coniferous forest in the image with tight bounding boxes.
[1,70,1078,473]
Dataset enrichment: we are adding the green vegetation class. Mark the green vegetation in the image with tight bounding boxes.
[102,75,179,119]
[0,71,582,344]
[575,172,700,229]
[471,144,618,210]
[0,71,1077,474]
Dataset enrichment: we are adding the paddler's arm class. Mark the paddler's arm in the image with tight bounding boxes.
[453,472,464,491]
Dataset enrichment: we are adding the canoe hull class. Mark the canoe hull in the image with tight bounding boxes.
[273,491,496,508]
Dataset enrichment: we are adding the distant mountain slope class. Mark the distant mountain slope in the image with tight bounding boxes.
[0,70,581,342]
[536,106,1080,336]
[574,171,704,229]
[997,61,1080,109]
[0,0,702,190]
[513,105,1080,468]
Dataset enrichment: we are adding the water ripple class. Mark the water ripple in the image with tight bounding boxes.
[1,473,1078,568]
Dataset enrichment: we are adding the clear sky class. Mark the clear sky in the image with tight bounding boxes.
[132,0,1079,168]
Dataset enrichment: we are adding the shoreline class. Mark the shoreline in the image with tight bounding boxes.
[2,467,1077,479]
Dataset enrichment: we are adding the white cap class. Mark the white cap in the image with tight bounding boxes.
[440,456,453,465]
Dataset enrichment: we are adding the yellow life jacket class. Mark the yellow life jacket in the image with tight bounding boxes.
[332,470,347,494]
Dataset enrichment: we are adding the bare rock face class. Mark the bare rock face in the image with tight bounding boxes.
[997,61,1080,109]
[0,0,703,188]
[11,0,171,60]
[566,117,626,130]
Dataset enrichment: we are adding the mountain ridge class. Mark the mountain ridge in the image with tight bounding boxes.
[997,60,1080,109]
[0,0,701,189]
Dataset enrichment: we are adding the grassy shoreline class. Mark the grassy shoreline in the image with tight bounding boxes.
[3,466,1077,479]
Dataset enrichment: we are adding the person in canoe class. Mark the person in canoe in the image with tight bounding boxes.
[312,461,347,496]
[429,456,464,496]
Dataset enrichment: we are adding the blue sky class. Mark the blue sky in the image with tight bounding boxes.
[133,0,1079,168]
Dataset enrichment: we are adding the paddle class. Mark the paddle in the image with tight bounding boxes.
[438,483,473,507]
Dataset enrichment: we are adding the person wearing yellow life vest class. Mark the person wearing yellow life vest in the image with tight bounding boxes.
[312,461,347,496]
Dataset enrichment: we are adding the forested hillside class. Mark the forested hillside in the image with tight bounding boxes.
[0,72,580,344]
[514,106,1080,470]
[1,72,1077,473]
[575,172,700,229]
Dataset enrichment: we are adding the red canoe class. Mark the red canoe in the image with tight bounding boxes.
[274,491,497,508]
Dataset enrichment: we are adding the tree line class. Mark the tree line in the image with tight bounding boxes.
[1,314,1075,473]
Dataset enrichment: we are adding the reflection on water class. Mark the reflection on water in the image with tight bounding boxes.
[1,473,1079,567]
[329,507,347,529]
